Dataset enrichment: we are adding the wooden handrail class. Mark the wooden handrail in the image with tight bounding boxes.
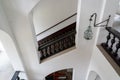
[36,13,77,36]
[40,30,75,49]
[106,27,120,39]
[38,22,76,47]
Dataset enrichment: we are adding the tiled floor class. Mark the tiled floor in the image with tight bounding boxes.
[0,52,14,80]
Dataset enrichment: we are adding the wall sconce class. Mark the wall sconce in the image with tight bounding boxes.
[84,13,111,40]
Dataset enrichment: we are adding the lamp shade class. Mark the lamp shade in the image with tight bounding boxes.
[84,26,93,40]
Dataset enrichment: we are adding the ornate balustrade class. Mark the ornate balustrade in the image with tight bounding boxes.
[101,27,120,67]
[38,22,76,61]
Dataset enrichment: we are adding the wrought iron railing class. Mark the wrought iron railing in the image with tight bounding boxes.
[101,27,120,67]
[11,71,26,80]
[38,22,76,61]
[11,71,21,80]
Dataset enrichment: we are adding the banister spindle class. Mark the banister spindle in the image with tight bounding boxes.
[47,46,51,56]
[68,37,72,47]
[40,50,44,60]
[55,42,59,52]
[114,41,120,57]
[71,34,75,45]
[115,41,120,66]
[105,33,111,47]
[51,44,55,54]
[109,36,115,52]
[59,41,62,50]
[63,38,67,49]
[43,48,47,58]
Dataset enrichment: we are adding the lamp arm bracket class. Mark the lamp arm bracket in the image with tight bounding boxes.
[89,13,111,27]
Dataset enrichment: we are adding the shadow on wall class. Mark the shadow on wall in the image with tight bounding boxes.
[87,71,101,80]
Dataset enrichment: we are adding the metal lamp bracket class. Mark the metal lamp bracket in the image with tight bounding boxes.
[89,13,111,27]
[84,13,111,40]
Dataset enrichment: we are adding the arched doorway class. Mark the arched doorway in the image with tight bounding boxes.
[45,68,73,80]
[0,29,25,79]
[87,71,101,80]
[0,41,14,80]
[0,30,24,71]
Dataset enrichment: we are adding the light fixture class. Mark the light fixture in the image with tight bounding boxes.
[84,13,111,40]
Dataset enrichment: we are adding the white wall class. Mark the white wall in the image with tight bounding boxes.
[0,30,24,71]
[0,0,14,38]
[86,47,120,80]
[75,0,104,79]
[116,1,120,15]
[86,0,120,80]
[0,1,27,79]
[0,0,119,80]
[36,15,76,41]
[0,1,24,71]
[0,41,14,80]
[0,0,102,80]
[33,0,78,35]
[87,71,101,80]
[97,0,119,44]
